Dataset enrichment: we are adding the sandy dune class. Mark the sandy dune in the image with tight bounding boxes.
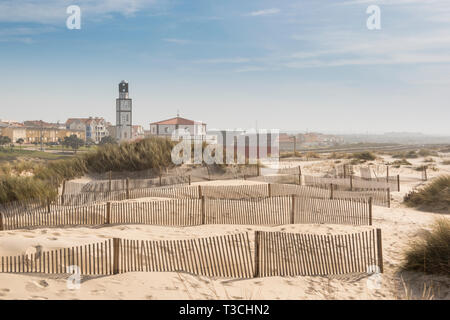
[0,154,449,300]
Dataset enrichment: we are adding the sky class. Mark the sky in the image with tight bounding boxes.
[0,0,449,135]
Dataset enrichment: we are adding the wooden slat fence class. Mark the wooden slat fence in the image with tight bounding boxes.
[0,204,107,230]
[254,229,383,277]
[110,199,202,226]
[0,195,372,230]
[304,175,400,192]
[270,183,389,207]
[0,239,113,275]
[0,230,383,278]
[119,233,254,278]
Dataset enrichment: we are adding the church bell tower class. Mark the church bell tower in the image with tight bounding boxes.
[116,80,132,141]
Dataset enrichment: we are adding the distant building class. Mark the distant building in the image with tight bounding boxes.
[132,125,145,140]
[1,126,26,142]
[66,117,108,143]
[149,115,207,140]
[1,124,84,144]
[116,80,132,142]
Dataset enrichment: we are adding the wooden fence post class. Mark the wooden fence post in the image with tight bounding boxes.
[106,202,111,224]
[201,196,206,225]
[113,238,120,274]
[268,183,272,197]
[349,174,353,191]
[188,175,191,186]
[397,174,400,192]
[376,228,384,273]
[293,136,296,156]
[298,166,302,186]
[254,231,261,278]
[47,198,51,213]
[386,165,389,183]
[126,178,130,199]
[330,184,334,200]
[61,179,66,197]
[257,162,260,176]
[109,171,112,192]
[291,195,296,224]
[159,175,162,186]
[198,185,202,199]
[369,197,373,226]
[0,213,3,231]
[387,188,391,208]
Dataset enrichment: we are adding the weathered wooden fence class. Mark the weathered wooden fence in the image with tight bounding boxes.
[0,229,383,278]
[304,175,400,192]
[254,229,383,277]
[0,182,389,222]
[0,195,372,230]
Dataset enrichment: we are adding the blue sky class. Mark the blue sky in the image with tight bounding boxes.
[1,0,449,134]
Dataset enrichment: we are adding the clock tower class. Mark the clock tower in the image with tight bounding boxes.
[116,80,132,141]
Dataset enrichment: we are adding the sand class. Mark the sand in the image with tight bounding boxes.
[0,154,449,300]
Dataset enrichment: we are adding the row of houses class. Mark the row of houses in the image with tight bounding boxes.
[0,120,85,144]
[0,117,146,145]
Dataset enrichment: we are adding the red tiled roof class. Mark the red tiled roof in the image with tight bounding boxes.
[150,116,205,126]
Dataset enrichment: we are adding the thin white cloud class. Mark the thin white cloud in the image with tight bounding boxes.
[194,58,251,64]
[163,38,191,44]
[234,66,266,73]
[247,8,280,17]
[0,0,158,24]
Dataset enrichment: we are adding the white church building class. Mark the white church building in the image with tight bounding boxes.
[149,115,207,140]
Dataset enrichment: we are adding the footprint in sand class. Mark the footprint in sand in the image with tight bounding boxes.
[90,289,106,294]
[25,280,49,293]
[52,233,61,236]
[1,289,10,292]
[47,237,58,241]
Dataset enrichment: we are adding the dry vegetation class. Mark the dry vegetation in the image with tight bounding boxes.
[404,175,450,212]
[0,138,175,204]
[401,219,450,276]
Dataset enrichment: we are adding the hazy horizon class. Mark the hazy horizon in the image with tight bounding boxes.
[1,0,450,135]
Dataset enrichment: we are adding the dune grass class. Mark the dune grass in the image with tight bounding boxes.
[404,175,450,212]
[401,219,450,276]
[0,137,176,204]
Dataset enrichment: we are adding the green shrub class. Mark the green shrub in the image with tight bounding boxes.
[393,151,418,159]
[0,175,57,203]
[418,149,439,157]
[0,137,176,204]
[351,151,376,161]
[401,219,450,275]
[389,159,412,168]
[404,175,450,212]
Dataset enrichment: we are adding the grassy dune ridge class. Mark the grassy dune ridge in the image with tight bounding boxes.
[402,218,450,275]
[0,138,175,204]
[404,175,450,213]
